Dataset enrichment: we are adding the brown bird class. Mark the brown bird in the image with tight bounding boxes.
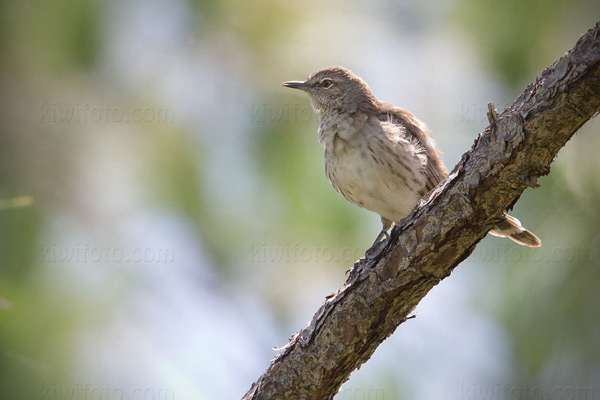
[283,66,541,247]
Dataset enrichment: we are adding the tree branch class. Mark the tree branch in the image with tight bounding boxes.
[243,22,600,400]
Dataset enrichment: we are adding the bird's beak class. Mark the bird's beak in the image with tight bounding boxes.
[282,81,311,90]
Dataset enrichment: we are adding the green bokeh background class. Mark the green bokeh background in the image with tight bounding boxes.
[1,1,599,399]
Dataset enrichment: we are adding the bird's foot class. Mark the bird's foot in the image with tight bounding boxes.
[345,257,365,276]
[365,230,389,258]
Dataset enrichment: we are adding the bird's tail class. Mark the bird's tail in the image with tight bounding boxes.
[489,214,541,247]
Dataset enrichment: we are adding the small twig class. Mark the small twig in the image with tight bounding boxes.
[487,102,498,125]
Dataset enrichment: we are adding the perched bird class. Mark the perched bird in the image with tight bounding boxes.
[282,66,541,247]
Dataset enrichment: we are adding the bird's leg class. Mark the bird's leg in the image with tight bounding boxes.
[365,218,394,258]
[370,217,394,248]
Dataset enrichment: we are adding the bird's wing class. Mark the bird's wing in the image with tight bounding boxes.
[377,103,448,193]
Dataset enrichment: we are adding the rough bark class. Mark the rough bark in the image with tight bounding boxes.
[243,22,600,400]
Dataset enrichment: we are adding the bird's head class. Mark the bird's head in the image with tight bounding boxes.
[282,66,377,114]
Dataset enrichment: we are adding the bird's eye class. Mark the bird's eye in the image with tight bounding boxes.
[321,79,333,88]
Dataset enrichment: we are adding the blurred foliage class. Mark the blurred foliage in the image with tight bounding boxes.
[1,0,101,73]
[186,0,299,56]
[454,0,600,88]
[0,278,83,400]
[0,1,103,398]
[147,130,207,237]
[0,206,40,283]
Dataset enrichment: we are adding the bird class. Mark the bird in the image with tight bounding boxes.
[282,66,541,247]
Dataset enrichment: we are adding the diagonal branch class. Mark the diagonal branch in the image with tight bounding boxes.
[243,22,600,400]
